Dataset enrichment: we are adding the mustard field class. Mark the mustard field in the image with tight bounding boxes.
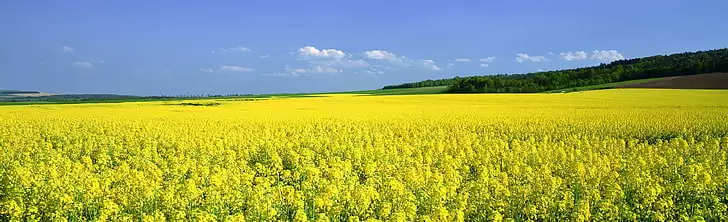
[1,89,728,221]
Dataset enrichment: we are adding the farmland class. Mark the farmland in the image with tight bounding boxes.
[1,89,727,221]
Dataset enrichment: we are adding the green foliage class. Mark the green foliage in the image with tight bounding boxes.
[341,86,449,95]
[382,79,461,90]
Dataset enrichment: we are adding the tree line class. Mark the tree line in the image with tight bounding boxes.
[382,48,728,93]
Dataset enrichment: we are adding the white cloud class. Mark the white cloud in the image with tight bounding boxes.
[515,53,547,63]
[298,46,346,59]
[201,65,255,73]
[72,61,93,68]
[454,58,471,62]
[340,59,370,68]
[285,65,341,75]
[364,50,440,71]
[310,65,341,73]
[558,49,624,63]
[364,69,385,74]
[363,50,411,67]
[479,57,496,63]
[591,50,624,62]
[364,50,398,61]
[213,46,252,54]
[220,65,254,72]
[288,68,308,74]
[259,54,270,59]
[62,46,74,53]
[309,59,369,69]
[279,67,309,76]
[477,56,496,67]
[293,46,370,75]
[422,59,441,71]
[560,51,588,61]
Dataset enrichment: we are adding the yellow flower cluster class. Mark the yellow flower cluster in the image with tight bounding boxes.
[1,89,727,221]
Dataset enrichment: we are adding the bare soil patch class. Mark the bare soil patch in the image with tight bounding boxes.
[618,73,728,89]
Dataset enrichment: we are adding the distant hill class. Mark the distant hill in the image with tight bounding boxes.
[0,89,263,105]
[383,48,728,93]
[0,90,41,95]
[0,90,145,103]
[0,90,51,98]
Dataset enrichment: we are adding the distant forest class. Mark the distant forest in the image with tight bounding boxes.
[382,48,728,93]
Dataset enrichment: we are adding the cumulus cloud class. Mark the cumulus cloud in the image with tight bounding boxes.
[591,50,625,62]
[559,50,625,63]
[363,50,412,67]
[479,57,496,63]
[454,58,471,62]
[292,46,370,75]
[364,50,398,61]
[298,46,346,59]
[292,47,443,73]
[62,46,74,53]
[480,63,489,68]
[422,59,441,71]
[515,53,547,63]
[212,46,252,54]
[364,50,441,71]
[559,51,588,61]
[72,61,93,68]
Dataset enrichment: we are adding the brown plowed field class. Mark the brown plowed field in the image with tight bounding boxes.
[618,73,728,89]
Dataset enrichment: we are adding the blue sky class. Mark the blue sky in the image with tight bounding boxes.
[1,0,727,95]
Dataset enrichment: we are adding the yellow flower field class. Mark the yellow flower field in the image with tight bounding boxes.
[1,89,727,221]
